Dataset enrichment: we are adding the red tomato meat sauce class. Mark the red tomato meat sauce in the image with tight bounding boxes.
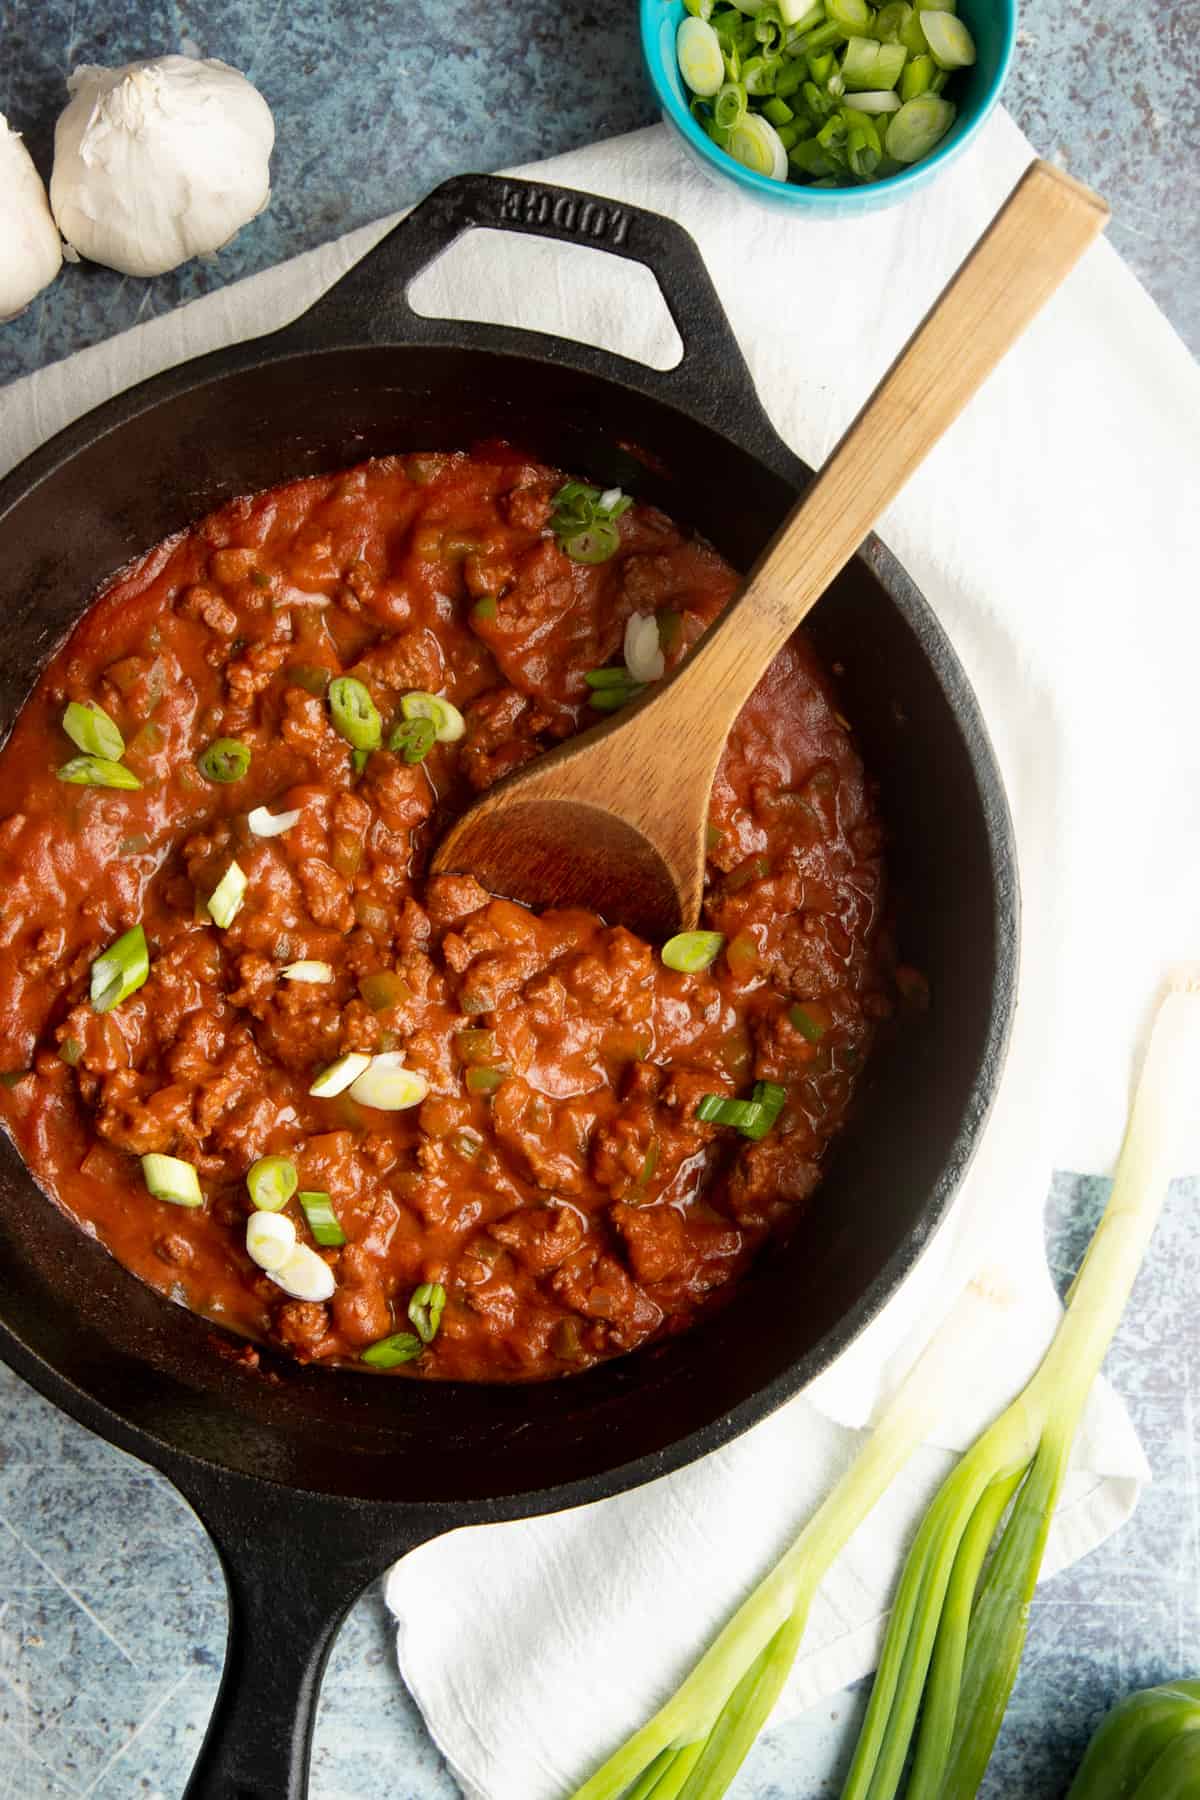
[0,450,892,1381]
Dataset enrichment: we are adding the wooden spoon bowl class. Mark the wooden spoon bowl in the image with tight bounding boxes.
[434,162,1108,938]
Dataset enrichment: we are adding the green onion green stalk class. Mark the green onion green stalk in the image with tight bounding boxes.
[569,970,1199,1800]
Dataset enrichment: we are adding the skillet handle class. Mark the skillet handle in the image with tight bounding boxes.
[275,171,783,464]
[179,1470,441,1800]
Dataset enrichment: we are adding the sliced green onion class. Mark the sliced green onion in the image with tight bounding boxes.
[740,1080,789,1141]
[63,701,124,761]
[729,113,789,179]
[873,1,913,41]
[624,613,666,685]
[844,88,903,112]
[826,0,874,30]
[247,805,302,840]
[197,738,251,784]
[388,716,437,763]
[207,860,247,929]
[268,1242,335,1302]
[739,53,775,97]
[90,923,149,1013]
[408,1281,446,1345]
[57,755,142,790]
[585,667,634,690]
[141,1152,203,1208]
[400,690,466,744]
[564,521,621,564]
[695,1094,767,1131]
[328,677,382,750]
[309,1051,371,1098]
[360,1331,424,1369]
[842,36,907,88]
[299,1190,346,1248]
[846,110,883,176]
[900,51,936,97]
[281,960,334,984]
[919,7,975,65]
[246,1210,297,1272]
[348,1052,429,1110]
[471,596,499,623]
[662,931,725,974]
[551,483,629,564]
[590,682,646,713]
[715,80,749,130]
[780,0,824,25]
[886,92,955,160]
[466,1066,508,1095]
[678,15,725,95]
[899,5,930,50]
[789,1003,827,1043]
[246,1154,298,1212]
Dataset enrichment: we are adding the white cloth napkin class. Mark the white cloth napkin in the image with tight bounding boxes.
[3,106,1198,1800]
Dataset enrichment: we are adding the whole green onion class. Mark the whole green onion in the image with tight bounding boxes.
[246,1155,298,1212]
[63,701,124,762]
[361,1332,424,1369]
[408,1281,446,1344]
[90,923,149,1013]
[299,1190,346,1248]
[197,738,252,783]
[328,677,382,751]
[57,755,142,790]
[566,971,1200,1800]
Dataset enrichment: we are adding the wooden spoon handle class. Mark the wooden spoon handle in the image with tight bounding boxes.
[660,160,1109,738]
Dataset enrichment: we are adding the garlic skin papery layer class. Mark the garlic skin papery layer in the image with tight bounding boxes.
[50,56,275,278]
[0,115,63,320]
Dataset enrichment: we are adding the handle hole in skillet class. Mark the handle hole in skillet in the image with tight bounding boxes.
[406,227,685,371]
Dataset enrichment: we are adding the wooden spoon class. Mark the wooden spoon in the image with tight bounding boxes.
[433,161,1108,938]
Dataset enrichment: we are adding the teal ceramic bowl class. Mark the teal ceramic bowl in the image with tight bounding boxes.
[641,0,1016,213]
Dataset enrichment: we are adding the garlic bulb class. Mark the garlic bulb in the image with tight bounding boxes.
[50,56,274,278]
[0,116,63,320]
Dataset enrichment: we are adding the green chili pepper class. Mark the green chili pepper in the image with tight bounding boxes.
[1065,1681,1200,1800]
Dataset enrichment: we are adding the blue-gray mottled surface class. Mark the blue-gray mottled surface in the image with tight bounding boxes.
[1,1,1198,1796]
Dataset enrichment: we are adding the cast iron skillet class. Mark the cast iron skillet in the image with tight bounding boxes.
[0,174,1018,1799]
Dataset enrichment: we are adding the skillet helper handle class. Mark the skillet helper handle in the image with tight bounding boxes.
[181,1476,439,1800]
[278,171,779,456]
